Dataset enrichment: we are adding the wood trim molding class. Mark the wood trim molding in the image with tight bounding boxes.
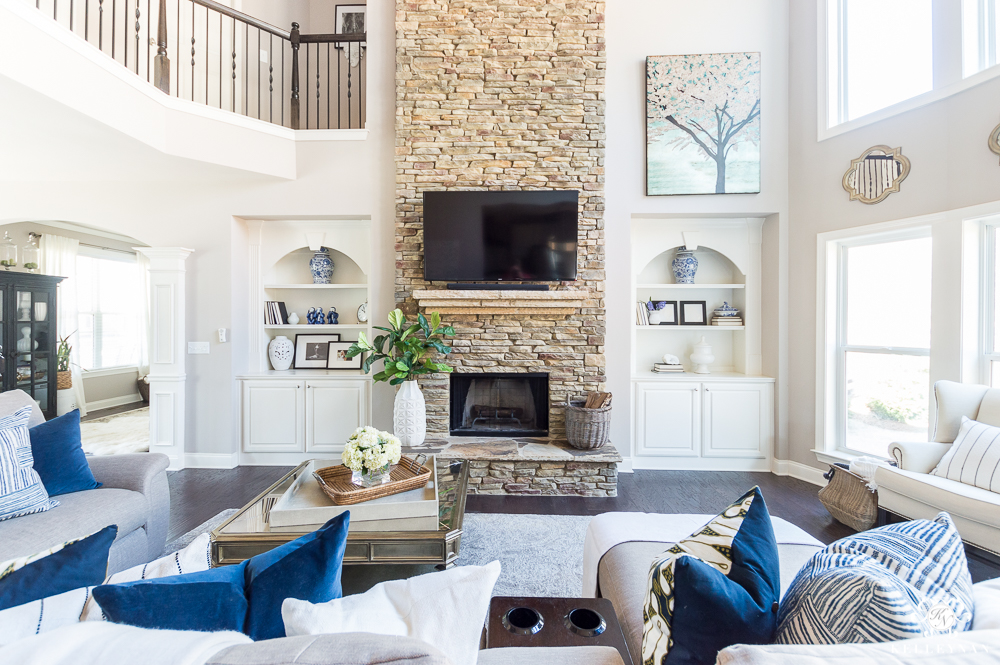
[413,289,588,314]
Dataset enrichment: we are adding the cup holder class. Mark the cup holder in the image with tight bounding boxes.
[564,608,606,637]
[502,607,544,635]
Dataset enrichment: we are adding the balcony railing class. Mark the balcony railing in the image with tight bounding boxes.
[28,0,366,129]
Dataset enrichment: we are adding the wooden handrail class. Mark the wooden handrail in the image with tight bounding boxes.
[300,33,368,44]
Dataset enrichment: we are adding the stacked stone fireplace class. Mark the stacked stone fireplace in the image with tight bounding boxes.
[394,0,607,441]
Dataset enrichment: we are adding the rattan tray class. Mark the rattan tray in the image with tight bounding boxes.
[312,455,431,506]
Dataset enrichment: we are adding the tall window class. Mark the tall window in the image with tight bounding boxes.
[827,0,933,125]
[76,248,143,371]
[836,231,932,456]
[983,223,1000,386]
[964,0,1000,76]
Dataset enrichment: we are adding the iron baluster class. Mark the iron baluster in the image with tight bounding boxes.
[134,0,140,74]
[153,0,168,93]
[337,39,340,128]
[122,0,126,67]
[305,37,309,128]
[268,33,273,123]
[281,39,284,126]
[326,42,329,129]
[145,0,149,81]
[111,0,115,59]
[358,44,363,129]
[347,53,351,129]
[70,0,74,32]
[205,6,209,105]
[290,22,299,129]
[53,0,56,22]
[231,17,236,112]
[98,0,103,50]
[175,0,179,95]
[244,22,247,115]
[257,28,260,119]
[190,0,195,101]
[218,12,222,107]
[85,0,89,40]
[316,43,320,127]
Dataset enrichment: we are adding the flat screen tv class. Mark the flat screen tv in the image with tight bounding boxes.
[422,190,578,282]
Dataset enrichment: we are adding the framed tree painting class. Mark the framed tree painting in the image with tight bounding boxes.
[646,53,761,196]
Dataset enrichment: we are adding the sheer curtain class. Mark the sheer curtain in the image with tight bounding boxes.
[136,251,151,378]
[40,234,87,416]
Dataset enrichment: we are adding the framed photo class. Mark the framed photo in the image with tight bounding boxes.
[293,334,341,369]
[335,4,366,34]
[649,300,678,325]
[679,301,708,325]
[327,341,363,370]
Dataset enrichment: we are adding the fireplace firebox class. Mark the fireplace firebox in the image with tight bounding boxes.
[449,373,549,437]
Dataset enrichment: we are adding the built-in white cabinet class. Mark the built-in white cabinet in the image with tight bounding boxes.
[240,374,369,460]
[633,378,773,470]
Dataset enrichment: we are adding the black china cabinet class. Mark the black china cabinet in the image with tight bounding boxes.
[0,273,64,420]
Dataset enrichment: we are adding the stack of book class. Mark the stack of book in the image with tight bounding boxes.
[635,301,650,326]
[264,301,289,325]
[712,316,743,327]
[652,362,684,374]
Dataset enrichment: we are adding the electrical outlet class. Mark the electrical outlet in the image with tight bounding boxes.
[188,342,210,354]
[218,328,228,343]
[259,49,269,64]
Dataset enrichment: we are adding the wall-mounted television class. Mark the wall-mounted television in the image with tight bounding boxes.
[422,190,579,282]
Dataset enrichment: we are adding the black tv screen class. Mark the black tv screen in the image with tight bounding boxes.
[422,190,579,282]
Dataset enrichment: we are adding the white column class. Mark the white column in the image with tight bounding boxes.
[136,247,194,470]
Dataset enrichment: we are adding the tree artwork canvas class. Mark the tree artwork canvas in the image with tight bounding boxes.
[646,53,761,196]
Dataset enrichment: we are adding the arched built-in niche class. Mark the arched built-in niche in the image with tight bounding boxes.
[637,245,746,286]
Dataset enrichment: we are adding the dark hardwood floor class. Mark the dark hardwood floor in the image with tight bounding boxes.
[166,467,999,582]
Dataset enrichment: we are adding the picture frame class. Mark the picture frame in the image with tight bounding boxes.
[679,301,708,325]
[293,334,342,369]
[327,341,363,370]
[335,4,366,34]
[649,300,678,325]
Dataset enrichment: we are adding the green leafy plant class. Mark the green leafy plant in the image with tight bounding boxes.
[346,309,455,385]
[56,334,72,372]
[867,398,915,424]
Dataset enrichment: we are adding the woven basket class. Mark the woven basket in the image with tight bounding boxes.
[565,399,611,450]
[56,371,72,390]
[818,463,878,531]
[137,376,150,402]
[312,455,431,505]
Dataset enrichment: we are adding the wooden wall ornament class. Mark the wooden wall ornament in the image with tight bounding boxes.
[990,122,1000,163]
[842,145,911,204]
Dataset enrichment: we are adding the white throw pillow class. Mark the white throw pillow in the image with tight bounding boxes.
[282,561,501,665]
[973,579,1000,630]
[0,533,214,641]
[933,417,1000,491]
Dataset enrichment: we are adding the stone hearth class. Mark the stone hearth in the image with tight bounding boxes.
[405,436,621,497]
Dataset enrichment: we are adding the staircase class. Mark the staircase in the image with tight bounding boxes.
[19,0,366,130]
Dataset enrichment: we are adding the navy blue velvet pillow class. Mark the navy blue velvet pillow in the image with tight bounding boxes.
[29,410,101,497]
[244,512,350,640]
[94,561,249,632]
[0,524,117,611]
[642,487,780,665]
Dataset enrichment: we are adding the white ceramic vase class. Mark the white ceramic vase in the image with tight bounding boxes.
[393,380,427,446]
[268,335,294,371]
[690,336,714,374]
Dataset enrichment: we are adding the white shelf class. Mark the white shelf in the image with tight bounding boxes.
[265,283,368,289]
[265,324,369,330]
[636,283,745,289]
[632,372,774,382]
[635,325,745,330]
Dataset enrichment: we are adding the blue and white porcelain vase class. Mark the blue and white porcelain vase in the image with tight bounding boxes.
[713,302,739,318]
[671,249,699,284]
[309,247,335,284]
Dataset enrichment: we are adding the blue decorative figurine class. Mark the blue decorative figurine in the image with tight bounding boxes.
[306,307,316,324]
[327,307,339,325]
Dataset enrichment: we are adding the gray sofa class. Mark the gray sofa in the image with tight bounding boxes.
[0,390,169,574]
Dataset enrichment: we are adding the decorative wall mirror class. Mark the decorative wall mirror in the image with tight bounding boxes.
[842,145,911,204]
[990,122,1000,163]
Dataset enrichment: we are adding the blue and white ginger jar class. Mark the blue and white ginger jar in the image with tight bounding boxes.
[309,247,335,284]
[713,302,739,317]
[671,249,698,284]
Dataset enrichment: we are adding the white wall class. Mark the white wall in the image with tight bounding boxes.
[605,0,790,466]
[787,1,1000,470]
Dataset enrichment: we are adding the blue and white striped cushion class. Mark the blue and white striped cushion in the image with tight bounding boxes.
[776,513,973,644]
[0,406,58,522]
[932,416,1000,491]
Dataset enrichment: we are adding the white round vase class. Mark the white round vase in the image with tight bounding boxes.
[268,335,294,371]
[690,336,715,374]
[394,380,427,447]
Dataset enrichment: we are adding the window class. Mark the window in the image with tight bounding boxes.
[834,231,933,456]
[76,248,143,371]
[827,0,933,125]
[964,0,1000,77]
[983,222,1000,386]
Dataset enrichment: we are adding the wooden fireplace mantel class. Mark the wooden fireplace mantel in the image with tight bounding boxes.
[412,289,587,315]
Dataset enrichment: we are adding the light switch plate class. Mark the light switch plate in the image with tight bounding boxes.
[188,342,210,354]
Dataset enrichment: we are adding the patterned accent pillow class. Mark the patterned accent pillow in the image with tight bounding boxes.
[0,406,58,522]
[932,416,1000,490]
[642,486,780,665]
[776,512,973,644]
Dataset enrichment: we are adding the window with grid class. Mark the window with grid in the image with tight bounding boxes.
[834,231,933,456]
[76,248,143,371]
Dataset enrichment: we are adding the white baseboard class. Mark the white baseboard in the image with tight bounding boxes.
[772,459,827,486]
[185,452,240,469]
[617,459,634,473]
[85,393,144,412]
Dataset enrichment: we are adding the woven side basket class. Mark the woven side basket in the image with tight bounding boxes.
[56,371,72,390]
[818,463,878,531]
[565,399,611,450]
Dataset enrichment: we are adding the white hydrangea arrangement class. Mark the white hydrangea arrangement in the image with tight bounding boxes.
[342,426,402,475]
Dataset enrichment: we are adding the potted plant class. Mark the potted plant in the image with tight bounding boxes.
[341,426,402,487]
[346,309,455,446]
[56,334,72,390]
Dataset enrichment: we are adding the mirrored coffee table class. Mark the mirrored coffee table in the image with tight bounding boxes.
[211,457,469,568]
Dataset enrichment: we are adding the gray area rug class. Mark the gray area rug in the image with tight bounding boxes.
[164,510,592,597]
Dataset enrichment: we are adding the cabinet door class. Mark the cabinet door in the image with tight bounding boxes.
[634,382,701,456]
[242,380,304,452]
[701,382,771,458]
[306,380,369,453]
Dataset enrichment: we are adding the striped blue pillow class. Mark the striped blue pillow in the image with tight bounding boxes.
[0,406,58,522]
[776,513,973,644]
